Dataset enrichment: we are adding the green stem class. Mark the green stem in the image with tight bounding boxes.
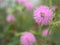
[38,25,43,38]
[49,0,52,7]
[38,25,42,34]
[45,0,48,5]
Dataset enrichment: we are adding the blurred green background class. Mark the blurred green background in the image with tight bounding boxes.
[0,0,60,45]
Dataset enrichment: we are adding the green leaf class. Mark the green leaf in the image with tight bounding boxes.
[0,33,5,39]
[16,5,24,11]
[51,25,60,45]
[7,37,19,45]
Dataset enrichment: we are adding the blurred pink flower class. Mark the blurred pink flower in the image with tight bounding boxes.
[34,6,53,25]
[17,0,25,5]
[24,2,33,10]
[0,0,2,2]
[20,32,36,45]
[42,29,51,37]
[50,6,57,11]
[6,14,16,23]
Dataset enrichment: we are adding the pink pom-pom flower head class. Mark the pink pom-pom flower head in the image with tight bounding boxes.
[20,32,36,45]
[34,6,53,25]
[42,29,51,37]
[6,14,16,23]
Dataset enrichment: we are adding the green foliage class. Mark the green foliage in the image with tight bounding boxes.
[0,0,60,45]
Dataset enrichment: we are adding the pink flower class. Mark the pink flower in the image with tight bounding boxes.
[50,6,57,11]
[17,0,25,5]
[34,6,53,25]
[0,0,2,2]
[42,29,51,37]
[24,2,33,10]
[20,32,36,45]
[6,14,15,23]
[17,0,33,10]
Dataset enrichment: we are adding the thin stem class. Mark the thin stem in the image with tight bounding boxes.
[38,25,42,35]
[45,0,48,5]
[49,0,52,7]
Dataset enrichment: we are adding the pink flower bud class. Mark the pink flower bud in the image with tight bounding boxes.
[0,0,2,2]
[42,29,51,37]
[50,6,57,11]
[6,14,16,23]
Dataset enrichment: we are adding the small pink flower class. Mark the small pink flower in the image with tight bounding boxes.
[34,6,53,25]
[0,0,2,2]
[17,0,25,5]
[20,32,36,45]
[42,29,51,37]
[6,14,16,23]
[50,6,57,11]
[24,2,33,10]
